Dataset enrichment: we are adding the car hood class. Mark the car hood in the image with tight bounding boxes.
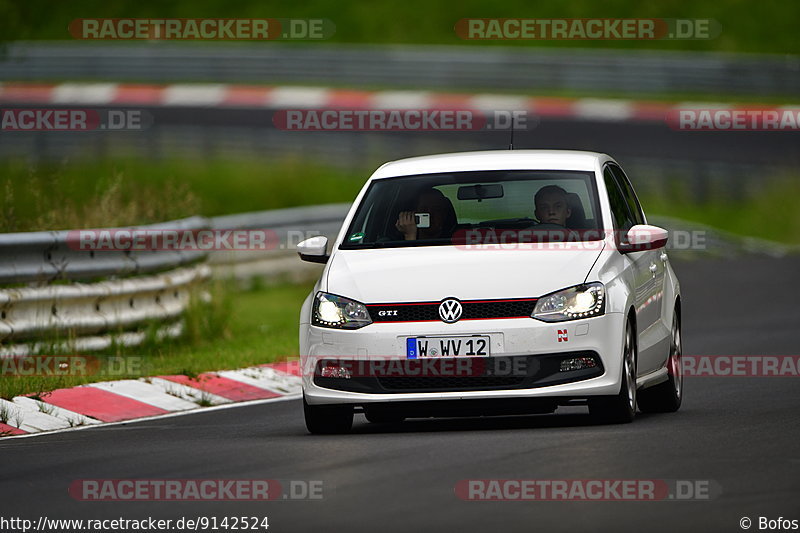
[325,243,605,303]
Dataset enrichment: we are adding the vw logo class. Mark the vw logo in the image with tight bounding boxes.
[438,298,463,323]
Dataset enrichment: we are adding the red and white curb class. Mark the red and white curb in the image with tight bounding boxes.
[0,82,697,123]
[0,360,301,438]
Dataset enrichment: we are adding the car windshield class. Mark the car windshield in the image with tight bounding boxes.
[340,170,604,249]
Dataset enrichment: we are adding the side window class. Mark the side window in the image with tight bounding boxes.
[610,164,644,226]
[603,167,635,232]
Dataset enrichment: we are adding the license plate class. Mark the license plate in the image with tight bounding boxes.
[407,336,490,359]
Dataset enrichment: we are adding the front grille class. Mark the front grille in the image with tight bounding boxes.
[378,375,525,390]
[368,297,538,323]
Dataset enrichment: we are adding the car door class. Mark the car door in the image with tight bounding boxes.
[603,165,659,375]
[607,163,666,374]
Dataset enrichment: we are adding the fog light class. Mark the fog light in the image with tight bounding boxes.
[559,356,598,372]
[320,362,352,379]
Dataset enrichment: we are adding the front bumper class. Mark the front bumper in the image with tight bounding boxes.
[313,352,604,393]
[301,312,626,405]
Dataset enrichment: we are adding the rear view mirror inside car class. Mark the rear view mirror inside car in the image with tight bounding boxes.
[457,183,504,201]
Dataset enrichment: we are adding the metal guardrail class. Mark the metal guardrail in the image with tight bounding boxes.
[0,204,350,355]
[208,204,349,283]
[0,265,209,343]
[3,42,799,97]
[0,216,209,284]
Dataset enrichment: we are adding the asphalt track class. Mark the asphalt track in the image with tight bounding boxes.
[7,104,800,172]
[146,106,800,168]
[1,254,799,532]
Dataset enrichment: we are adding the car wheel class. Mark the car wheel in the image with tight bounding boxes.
[303,395,353,434]
[589,319,637,424]
[638,311,683,413]
[364,407,405,424]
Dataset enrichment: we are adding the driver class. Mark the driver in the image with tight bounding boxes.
[395,188,457,240]
[534,185,572,227]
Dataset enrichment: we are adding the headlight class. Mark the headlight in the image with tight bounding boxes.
[312,292,372,329]
[532,282,605,322]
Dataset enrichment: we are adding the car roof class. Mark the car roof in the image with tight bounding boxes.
[370,150,611,180]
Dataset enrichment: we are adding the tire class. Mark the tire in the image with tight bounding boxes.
[364,407,405,424]
[638,311,683,413]
[303,395,353,434]
[589,319,637,424]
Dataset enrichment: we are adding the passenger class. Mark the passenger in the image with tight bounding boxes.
[534,185,572,227]
[395,188,458,240]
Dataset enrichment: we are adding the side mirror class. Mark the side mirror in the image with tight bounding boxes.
[619,224,668,253]
[297,236,330,264]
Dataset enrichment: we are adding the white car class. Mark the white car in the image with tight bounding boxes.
[297,150,682,434]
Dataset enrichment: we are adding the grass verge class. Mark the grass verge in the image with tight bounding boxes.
[640,176,800,246]
[0,157,363,232]
[3,0,799,54]
[3,156,799,244]
[0,280,312,400]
